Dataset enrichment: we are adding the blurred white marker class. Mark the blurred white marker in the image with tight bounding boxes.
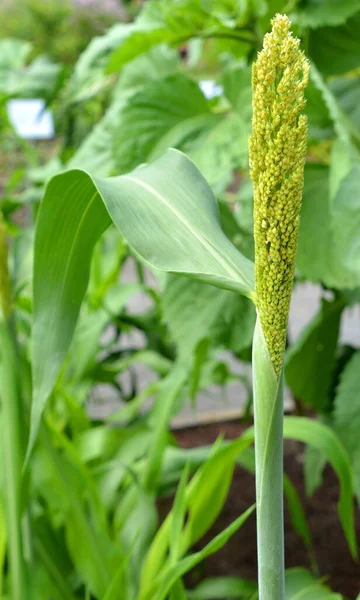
[7,99,55,140]
[199,80,223,100]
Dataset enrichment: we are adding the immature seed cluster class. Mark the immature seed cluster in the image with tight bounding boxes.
[249,14,309,376]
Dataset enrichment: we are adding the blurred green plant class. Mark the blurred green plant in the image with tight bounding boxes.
[0,0,118,66]
[0,0,360,597]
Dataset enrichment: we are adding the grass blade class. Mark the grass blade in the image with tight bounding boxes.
[0,321,29,599]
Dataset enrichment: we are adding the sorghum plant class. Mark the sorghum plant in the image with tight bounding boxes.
[249,14,309,600]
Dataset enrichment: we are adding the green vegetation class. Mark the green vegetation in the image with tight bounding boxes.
[1,0,360,598]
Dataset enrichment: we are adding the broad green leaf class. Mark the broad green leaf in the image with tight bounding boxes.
[285,568,342,599]
[69,45,180,176]
[329,138,353,200]
[283,417,357,558]
[189,112,250,193]
[309,11,360,76]
[333,350,360,499]
[297,164,331,283]
[30,148,254,456]
[305,77,333,142]
[0,38,31,72]
[219,198,254,262]
[187,577,257,599]
[68,102,122,177]
[330,76,360,137]
[68,23,128,102]
[222,63,252,118]
[331,162,360,284]
[29,172,111,459]
[106,0,253,73]
[298,161,360,289]
[115,44,179,92]
[285,298,344,411]
[149,113,221,164]
[149,108,250,195]
[7,55,62,100]
[189,337,211,400]
[292,0,360,28]
[106,1,200,73]
[112,74,210,175]
[162,275,255,362]
[309,64,353,149]
[0,37,61,99]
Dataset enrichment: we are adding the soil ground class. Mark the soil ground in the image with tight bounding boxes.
[159,421,360,599]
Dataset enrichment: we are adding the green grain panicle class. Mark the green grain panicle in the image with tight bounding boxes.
[249,14,309,376]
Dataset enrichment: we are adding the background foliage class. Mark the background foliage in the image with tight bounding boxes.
[1,0,360,598]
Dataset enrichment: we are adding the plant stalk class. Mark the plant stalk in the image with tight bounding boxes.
[252,318,285,600]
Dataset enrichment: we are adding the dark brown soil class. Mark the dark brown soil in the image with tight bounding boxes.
[162,420,360,599]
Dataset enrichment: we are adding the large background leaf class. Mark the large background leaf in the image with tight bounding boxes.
[285,298,344,411]
[31,149,254,454]
[309,11,360,76]
[333,350,360,499]
[112,74,210,175]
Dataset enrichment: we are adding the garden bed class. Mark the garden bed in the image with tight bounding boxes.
[158,421,360,598]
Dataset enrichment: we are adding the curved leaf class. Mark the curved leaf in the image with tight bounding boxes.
[293,0,360,29]
[283,417,357,559]
[112,74,210,175]
[30,148,254,457]
[285,568,343,600]
[187,577,257,599]
[285,298,344,411]
[333,350,360,499]
[309,11,360,76]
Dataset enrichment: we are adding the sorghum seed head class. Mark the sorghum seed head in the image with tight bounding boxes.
[249,14,309,376]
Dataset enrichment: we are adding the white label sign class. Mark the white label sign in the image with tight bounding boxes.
[199,80,223,100]
[7,99,55,140]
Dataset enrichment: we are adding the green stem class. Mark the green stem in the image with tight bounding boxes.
[0,319,29,600]
[252,319,285,600]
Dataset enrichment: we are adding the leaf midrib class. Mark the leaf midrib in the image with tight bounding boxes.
[122,175,251,288]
